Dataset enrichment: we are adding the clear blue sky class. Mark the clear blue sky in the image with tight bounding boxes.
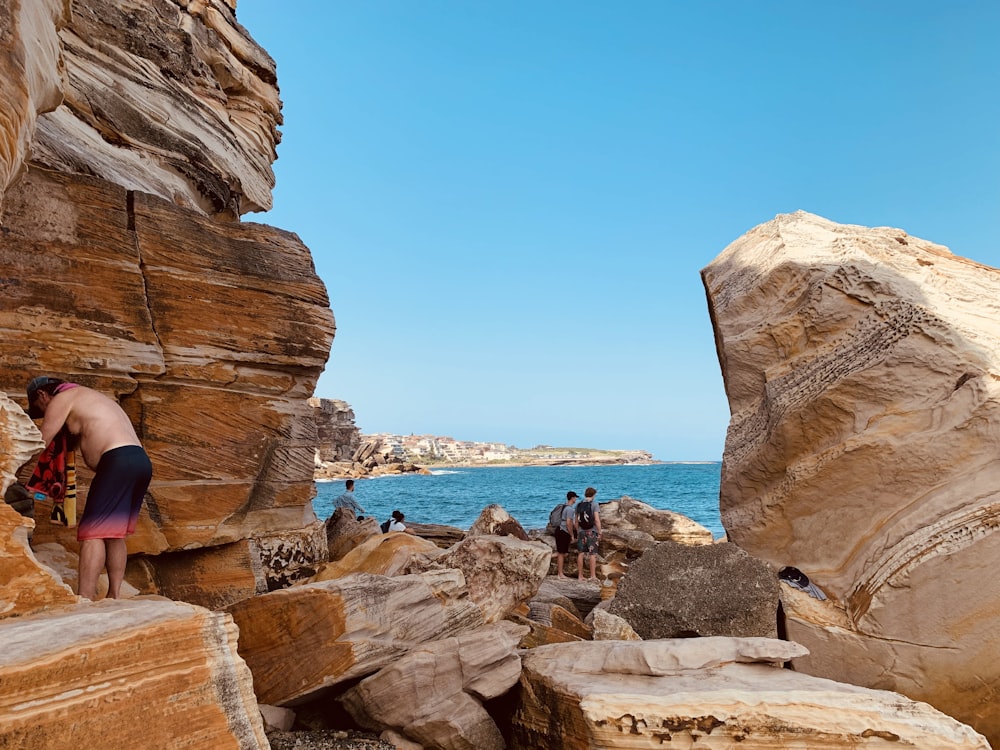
[236,1,999,461]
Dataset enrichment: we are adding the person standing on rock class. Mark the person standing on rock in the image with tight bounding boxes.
[26,376,153,601]
[575,486,602,581]
[554,491,578,578]
[332,478,365,519]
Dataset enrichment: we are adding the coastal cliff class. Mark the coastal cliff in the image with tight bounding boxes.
[0,0,334,601]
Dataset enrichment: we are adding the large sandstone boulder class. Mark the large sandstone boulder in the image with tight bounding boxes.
[406,534,552,623]
[608,540,779,638]
[467,503,529,540]
[324,506,382,560]
[0,597,268,750]
[702,211,1000,743]
[512,638,990,749]
[225,570,485,706]
[405,521,467,548]
[340,621,529,750]
[600,495,715,546]
[311,530,441,581]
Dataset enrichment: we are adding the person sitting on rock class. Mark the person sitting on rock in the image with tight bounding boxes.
[384,509,414,534]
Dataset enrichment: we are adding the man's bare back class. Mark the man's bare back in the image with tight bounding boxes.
[39,386,141,470]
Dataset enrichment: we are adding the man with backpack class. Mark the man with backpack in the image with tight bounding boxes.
[575,486,602,581]
[551,491,578,578]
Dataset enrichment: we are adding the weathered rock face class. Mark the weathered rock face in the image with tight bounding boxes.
[2,167,333,557]
[225,570,485,706]
[0,0,335,592]
[0,597,269,750]
[512,638,991,749]
[702,211,1000,743]
[340,621,529,750]
[0,0,67,202]
[1,392,44,496]
[31,0,281,218]
[311,398,361,463]
[608,540,779,639]
[0,503,77,617]
[600,495,714,546]
[406,534,552,623]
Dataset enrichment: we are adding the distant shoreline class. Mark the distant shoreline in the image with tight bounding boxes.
[315,458,721,482]
[414,459,721,469]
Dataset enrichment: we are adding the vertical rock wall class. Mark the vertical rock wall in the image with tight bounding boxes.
[0,0,334,575]
[311,397,362,463]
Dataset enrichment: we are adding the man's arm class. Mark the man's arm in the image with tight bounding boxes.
[39,392,72,445]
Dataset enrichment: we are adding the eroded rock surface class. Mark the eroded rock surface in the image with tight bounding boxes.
[703,210,1000,743]
[0,503,77,617]
[0,597,268,750]
[608,540,779,638]
[512,638,990,749]
[31,0,280,218]
[225,570,485,706]
[340,621,528,750]
[600,495,714,546]
[406,533,552,623]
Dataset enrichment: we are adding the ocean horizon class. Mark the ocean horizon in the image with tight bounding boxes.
[314,462,724,537]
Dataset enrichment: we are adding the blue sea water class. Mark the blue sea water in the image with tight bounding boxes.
[313,463,723,537]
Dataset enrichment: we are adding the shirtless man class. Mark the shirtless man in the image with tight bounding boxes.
[27,376,153,600]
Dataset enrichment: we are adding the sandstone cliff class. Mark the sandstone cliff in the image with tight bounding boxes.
[0,0,335,601]
[703,210,1000,745]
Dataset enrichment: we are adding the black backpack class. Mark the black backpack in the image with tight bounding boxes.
[380,518,391,533]
[576,501,594,530]
[545,503,564,534]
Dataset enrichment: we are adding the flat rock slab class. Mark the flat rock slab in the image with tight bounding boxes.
[512,639,989,748]
[0,597,267,749]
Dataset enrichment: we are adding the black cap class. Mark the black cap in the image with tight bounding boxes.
[26,376,57,418]
[566,491,579,500]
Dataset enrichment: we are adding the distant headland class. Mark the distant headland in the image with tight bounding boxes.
[310,398,657,479]
[367,432,657,467]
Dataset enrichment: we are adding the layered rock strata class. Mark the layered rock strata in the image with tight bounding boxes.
[311,397,362,463]
[702,210,1000,743]
[0,597,268,750]
[512,638,990,748]
[225,570,486,706]
[0,0,335,605]
[340,621,529,750]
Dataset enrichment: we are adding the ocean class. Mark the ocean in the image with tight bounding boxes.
[313,463,724,537]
